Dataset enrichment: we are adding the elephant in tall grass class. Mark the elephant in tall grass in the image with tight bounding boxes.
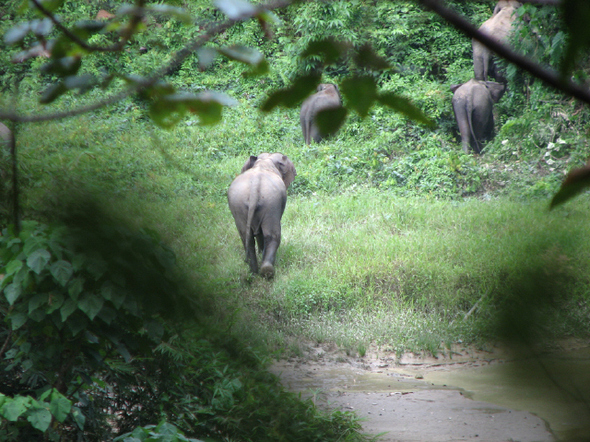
[0,122,10,146]
[300,83,342,145]
[228,153,296,278]
[473,2,522,82]
[450,79,506,154]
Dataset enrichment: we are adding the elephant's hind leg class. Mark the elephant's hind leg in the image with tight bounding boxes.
[246,231,259,274]
[260,233,280,279]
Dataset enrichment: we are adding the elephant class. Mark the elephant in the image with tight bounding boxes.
[300,83,342,145]
[227,153,296,278]
[450,79,506,154]
[473,2,522,82]
[493,1,522,16]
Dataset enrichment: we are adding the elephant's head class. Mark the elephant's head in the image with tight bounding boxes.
[493,1,522,16]
[316,83,341,102]
[241,153,297,188]
[484,81,506,103]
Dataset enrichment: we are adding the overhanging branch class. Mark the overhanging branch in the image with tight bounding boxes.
[419,0,590,105]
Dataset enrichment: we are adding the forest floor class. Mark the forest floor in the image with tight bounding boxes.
[268,341,590,441]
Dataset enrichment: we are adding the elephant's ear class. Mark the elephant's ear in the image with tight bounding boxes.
[241,155,258,173]
[450,84,462,93]
[485,81,506,103]
[278,155,296,188]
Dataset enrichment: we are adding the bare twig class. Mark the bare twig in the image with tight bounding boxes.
[419,0,590,106]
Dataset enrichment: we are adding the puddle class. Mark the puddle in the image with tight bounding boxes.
[424,348,590,441]
[271,343,590,441]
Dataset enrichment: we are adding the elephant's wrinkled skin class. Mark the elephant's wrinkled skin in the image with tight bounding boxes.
[300,83,342,145]
[228,153,296,278]
[473,2,522,82]
[450,79,505,154]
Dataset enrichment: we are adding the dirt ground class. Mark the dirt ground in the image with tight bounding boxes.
[269,343,559,442]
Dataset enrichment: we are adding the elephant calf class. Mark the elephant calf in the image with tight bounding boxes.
[450,79,505,154]
[300,83,342,145]
[228,153,296,278]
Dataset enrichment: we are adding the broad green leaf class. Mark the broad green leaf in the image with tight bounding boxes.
[550,163,590,208]
[147,5,194,24]
[27,406,52,432]
[60,298,78,321]
[340,76,378,118]
[38,0,65,13]
[315,107,348,139]
[260,73,321,112]
[23,236,46,257]
[72,406,85,430]
[146,320,164,342]
[5,259,23,278]
[9,312,27,330]
[64,74,97,95]
[117,342,132,362]
[561,0,590,76]
[4,22,33,45]
[4,283,22,305]
[47,293,65,314]
[40,82,68,104]
[29,293,49,314]
[196,47,217,70]
[1,395,31,421]
[218,45,263,66]
[50,260,73,286]
[78,293,104,320]
[68,276,85,300]
[150,91,236,128]
[66,314,87,335]
[50,391,72,422]
[41,56,82,77]
[354,44,391,71]
[377,92,435,127]
[27,248,51,274]
[215,0,257,20]
[301,38,348,65]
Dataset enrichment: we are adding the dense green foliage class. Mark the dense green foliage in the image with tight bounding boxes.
[3,0,590,440]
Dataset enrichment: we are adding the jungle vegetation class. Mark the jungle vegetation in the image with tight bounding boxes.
[1,0,590,440]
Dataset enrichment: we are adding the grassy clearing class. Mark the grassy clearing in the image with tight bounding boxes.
[9,99,590,360]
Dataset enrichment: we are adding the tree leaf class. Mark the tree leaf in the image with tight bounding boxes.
[5,259,24,278]
[71,406,85,430]
[146,4,194,24]
[550,163,590,208]
[50,260,73,286]
[40,82,68,104]
[29,293,49,314]
[340,76,378,118]
[27,248,51,274]
[315,107,348,139]
[4,283,22,305]
[1,395,31,421]
[377,92,435,127]
[301,38,348,65]
[50,391,72,423]
[78,293,104,320]
[60,298,78,321]
[9,312,27,330]
[214,0,258,20]
[260,73,321,112]
[27,406,52,432]
[354,43,391,71]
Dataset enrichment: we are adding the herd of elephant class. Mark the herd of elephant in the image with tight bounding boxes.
[229,1,523,277]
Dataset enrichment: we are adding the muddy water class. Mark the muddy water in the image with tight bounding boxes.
[424,348,590,441]
[271,344,590,441]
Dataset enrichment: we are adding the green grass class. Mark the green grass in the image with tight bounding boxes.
[7,96,590,361]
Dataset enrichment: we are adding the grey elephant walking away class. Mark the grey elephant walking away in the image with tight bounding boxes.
[450,79,505,154]
[0,122,11,145]
[473,2,522,82]
[228,153,296,278]
[300,83,342,145]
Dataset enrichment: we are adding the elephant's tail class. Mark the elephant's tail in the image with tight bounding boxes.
[245,177,259,271]
[466,100,482,153]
